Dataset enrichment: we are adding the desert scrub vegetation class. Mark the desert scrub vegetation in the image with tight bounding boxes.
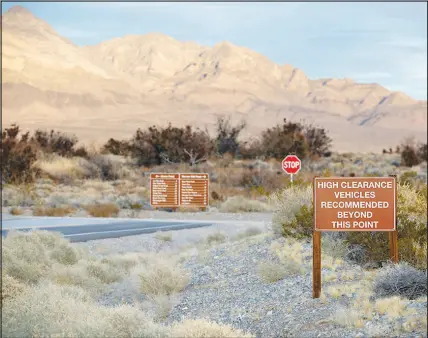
[270,183,312,237]
[33,206,76,216]
[1,230,253,337]
[258,261,287,283]
[271,180,427,270]
[137,256,190,296]
[84,203,120,217]
[219,195,272,213]
[155,231,173,242]
[372,263,427,300]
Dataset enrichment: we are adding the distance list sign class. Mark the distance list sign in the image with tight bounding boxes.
[150,173,209,208]
[314,177,396,231]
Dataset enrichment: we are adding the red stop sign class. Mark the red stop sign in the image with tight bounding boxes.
[282,155,301,175]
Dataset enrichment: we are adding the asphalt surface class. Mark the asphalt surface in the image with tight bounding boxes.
[1,215,214,242]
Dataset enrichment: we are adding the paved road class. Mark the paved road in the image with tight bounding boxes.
[1,215,214,242]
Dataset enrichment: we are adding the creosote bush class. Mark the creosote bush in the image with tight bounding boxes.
[1,124,40,184]
[373,263,427,300]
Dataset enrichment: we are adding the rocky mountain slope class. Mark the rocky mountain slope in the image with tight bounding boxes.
[2,6,426,152]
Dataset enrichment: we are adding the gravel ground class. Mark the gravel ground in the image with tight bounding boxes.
[73,214,426,338]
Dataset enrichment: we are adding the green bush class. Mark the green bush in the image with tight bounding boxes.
[280,204,313,240]
[346,183,427,269]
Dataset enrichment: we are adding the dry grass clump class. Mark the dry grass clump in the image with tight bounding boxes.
[205,231,227,246]
[1,274,27,302]
[271,239,309,275]
[374,296,409,318]
[233,227,263,241]
[34,155,98,181]
[2,282,169,338]
[137,256,190,296]
[219,196,272,213]
[9,207,24,215]
[2,230,86,284]
[85,260,123,284]
[258,261,287,283]
[170,318,254,337]
[84,203,120,217]
[33,205,76,216]
[155,231,173,242]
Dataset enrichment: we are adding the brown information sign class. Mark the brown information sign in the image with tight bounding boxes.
[314,177,396,232]
[150,174,179,207]
[179,173,209,207]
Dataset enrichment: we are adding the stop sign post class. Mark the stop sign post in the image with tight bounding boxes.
[282,155,301,183]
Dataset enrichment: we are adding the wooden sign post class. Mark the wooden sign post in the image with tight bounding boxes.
[312,176,397,298]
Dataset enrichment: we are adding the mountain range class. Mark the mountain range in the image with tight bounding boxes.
[2,6,427,152]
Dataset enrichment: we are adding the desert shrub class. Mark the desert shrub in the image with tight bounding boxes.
[30,129,79,157]
[85,203,120,217]
[322,234,350,261]
[399,171,418,186]
[206,231,227,246]
[2,282,167,338]
[219,196,272,213]
[373,263,427,300]
[347,183,427,269]
[131,124,214,167]
[138,257,190,296]
[170,319,253,338]
[2,230,85,284]
[86,261,122,284]
[258,261,287,283]
[400,139,427,167]
[214,115,246,156]
[10,207,24,215]
[35,155,98,181]
[33,206,76,217]
[280,204,313,240]
[102,138,132,156]
[303,122,333,158]
[2,274,27,302]
[270,184,312,236]
[155,232,173,242]
[1,124,40,184]
[88,154,122,180]
[248,119,332,160]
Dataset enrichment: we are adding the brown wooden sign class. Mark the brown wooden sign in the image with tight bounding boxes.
[150,174,179,208]
[150,173,209,208]
[312,176,398,299]
[179,173,209,207]
[314,177,396,232]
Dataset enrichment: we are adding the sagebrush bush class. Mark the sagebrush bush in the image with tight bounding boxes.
[2,230,86,284]
[373,263,427,300]
[138,257,190,296]
[2,282,168,338]
[1,274,27,302]
[85,203,120,217]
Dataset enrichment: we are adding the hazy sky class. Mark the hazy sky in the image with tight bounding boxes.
[2,1,427,99]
